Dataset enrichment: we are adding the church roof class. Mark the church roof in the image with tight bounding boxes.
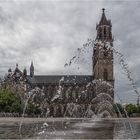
[99,8,111,26]
[13,64,22,75]
[27,75,93,85]
[8,68,12,72]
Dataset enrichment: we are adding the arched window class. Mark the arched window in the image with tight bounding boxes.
[98,27,102,39]
[103,69,108,80]
[104,26,106,38]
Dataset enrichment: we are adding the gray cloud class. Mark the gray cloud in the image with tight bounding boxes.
[0,0,139,104]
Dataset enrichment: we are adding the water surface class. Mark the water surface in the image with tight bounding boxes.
[0,118,139,139]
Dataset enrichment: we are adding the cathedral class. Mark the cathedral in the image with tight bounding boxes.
[5,9,114,117]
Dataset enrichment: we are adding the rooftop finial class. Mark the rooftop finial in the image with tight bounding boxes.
[16,63,18,67]
[31,60,33,66]
[98,8,110,26]
[102,8,105,13]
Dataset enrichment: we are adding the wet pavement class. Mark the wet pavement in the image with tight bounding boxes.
[0,118,140,139]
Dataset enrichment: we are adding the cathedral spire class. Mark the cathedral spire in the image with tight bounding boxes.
[99,8,111,26]
[16,63,18,68]
[93,9,114,86]
[23,67,27,78]
[96,8,112,42]
[30,61,34,77]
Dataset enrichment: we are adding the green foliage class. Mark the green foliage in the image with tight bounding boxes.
[0,88,42,116]
[26,103,41,115]
[113,103,125,117]
[0,88,22,113]
[114,103,140,117]
[114,103,124,113]
[125,104,140,115]
[136,105,140,113]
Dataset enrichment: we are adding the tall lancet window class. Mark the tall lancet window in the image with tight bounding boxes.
[103,68,108,80]
[104,26,106,38]
[98,27,102,39]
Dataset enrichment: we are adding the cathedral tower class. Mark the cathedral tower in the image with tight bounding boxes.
[93,9,114,86]
[30,61,34,77]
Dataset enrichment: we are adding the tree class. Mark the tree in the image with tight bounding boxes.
[136,105,140,113]
[0,88,22,113]
[26,103,41,115]
[125,104,137,116]
[113,103,125,117]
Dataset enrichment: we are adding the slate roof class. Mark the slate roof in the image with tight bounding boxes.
[27,75,93,85]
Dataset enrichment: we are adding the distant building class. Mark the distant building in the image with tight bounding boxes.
[4,9,115,117]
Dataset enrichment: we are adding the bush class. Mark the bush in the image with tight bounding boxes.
[125,104,140,116]
[0,88,22,113]
[136,105,140,113]
[26,103,41,115]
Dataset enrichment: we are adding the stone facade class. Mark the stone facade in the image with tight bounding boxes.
[4,9,115,117]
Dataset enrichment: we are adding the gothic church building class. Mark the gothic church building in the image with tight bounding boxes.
[5,9,114,117]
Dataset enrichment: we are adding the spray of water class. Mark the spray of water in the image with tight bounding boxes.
[105,42,139,98]
[19,91,33,137]
[64,38,93,67]
[51,77,64,102]
[17,37,138,139]
[19,87,45,137]
[62,38,138,138]
[65,39,139,100]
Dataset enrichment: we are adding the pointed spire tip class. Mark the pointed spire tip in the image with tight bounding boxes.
[102,8,105,13]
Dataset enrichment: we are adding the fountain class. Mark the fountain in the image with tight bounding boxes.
[14,37,139,138]
[0,8,140,139]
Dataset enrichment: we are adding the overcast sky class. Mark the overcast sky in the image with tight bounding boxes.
[0,0,140,104]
